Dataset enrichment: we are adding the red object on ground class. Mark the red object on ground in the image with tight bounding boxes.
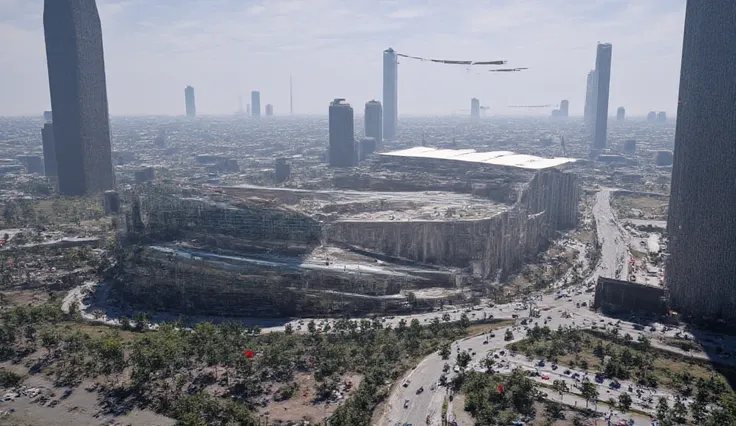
[244,350,254,358]
[498,383,504,393]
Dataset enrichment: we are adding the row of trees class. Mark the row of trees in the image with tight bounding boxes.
[1,301,472,425]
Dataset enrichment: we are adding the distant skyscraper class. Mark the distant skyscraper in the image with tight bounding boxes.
[647,111,657,122]
[328,99,356,167]
[251,91,261,118]
[667,0,736,321]
[383,48,398,140]
[559,100,569,118]
[470,98,480,119]
[289,74,294,115]
[44,0,115,195]
[246,104,251,115]
[265,104,273,116]
[583,70,597,125]
[593,43,612,150]
[364,100,383,148]
[185,86,196,117]
[41,122,57,177]
[616,107,626,121]
[656,111,667,122]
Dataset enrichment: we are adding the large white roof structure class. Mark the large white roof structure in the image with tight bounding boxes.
[379,147,576,170]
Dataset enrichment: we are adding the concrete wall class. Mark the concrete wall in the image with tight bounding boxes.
[327,169,579,280]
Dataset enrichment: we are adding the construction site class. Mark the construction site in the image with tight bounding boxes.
[112,148,581,317]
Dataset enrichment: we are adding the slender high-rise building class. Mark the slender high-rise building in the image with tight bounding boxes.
[470,98,480,119]
[616,107,625,121]
[559,100,569,118]
[41,121,57,177]
[251,91,261,118]
[364,100,383,147]
[246,104,251,115]
[667,0,736,321]
[185,86,196,117]
[383,48,398,140]
[289,74,293,115]
[44,0,114,196]
[328,99,355,167]
[265,104,273,116]
[592,43,612,150]
[583,70,597,125]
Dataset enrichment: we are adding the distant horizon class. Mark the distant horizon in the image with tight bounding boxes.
[0,113,677,120]
[0,1,686,116]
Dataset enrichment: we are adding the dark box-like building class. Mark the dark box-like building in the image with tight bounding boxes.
[44,0,115,195]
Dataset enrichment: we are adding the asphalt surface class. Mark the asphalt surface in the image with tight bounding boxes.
[381,189,649,426]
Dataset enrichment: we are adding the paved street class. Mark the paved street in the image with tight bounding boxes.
[380,189,659,426]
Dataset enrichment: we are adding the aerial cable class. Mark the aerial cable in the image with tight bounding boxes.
[395,53,507,66]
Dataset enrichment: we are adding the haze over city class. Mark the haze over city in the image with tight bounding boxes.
[1,0,685,116]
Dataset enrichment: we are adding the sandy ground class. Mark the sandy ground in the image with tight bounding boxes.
[0,374,175,426]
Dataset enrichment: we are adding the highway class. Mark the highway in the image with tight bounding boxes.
[380,189,651,426]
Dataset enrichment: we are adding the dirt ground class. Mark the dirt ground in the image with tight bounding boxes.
[0,374,174,426]
[255,372,362,424]
[612,194,669,220]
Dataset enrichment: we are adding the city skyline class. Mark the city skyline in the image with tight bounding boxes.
[1,0,686,116]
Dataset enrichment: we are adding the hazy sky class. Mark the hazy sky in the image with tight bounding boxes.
[1,0,686,117]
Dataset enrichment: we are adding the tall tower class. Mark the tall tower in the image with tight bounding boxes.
[289,74,293,115]
[41,120,57,178]
[583,70,597,126]
[328,99,355,167]
[470,98,480,119]
[383,48,398,141]
[185,86,196,117]
[364,100,383,147]
[592,43,613,150]
[616,107,625,121]
[559,100,569,118]
[44,0,114,196]
[251,91,261,118]
[265,104,274,116]
[667,0,736,321]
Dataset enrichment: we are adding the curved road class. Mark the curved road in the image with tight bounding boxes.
[381,189,644,426]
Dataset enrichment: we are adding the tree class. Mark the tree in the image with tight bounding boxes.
[429,317,441,336]
[505,329,514,341]
[552,379,569,401]
[456,351,471,370]
[442,312,451,322]
[406,291,417,307]
[439,343,451,360]
[671,397,688,424]
[307,320,317,334]
[656,396,669,420]
[39,327,60,355]
[284,323,294,334]
[459,313,471,330]
[545,401,564,420]
[618,392,632,412]
[580,381,599,409]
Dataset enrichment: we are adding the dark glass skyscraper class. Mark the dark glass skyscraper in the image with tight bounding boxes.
[41,122,57,177]
[383,48,398,141]
[666,0,736,321]
[470,98,480,119]
[559,100,569,118]
[364,100,382,148]
[185,86,196,117]
[44,0,115,195]
[583,70,596,126]
[592,43,612,150]
[328,99,355,167]
[616,107,625,121]
[251,91,261,118]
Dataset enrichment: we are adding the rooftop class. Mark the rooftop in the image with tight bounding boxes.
[379,147,576,170]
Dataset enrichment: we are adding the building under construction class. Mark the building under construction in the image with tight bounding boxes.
[114,148,580,317]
